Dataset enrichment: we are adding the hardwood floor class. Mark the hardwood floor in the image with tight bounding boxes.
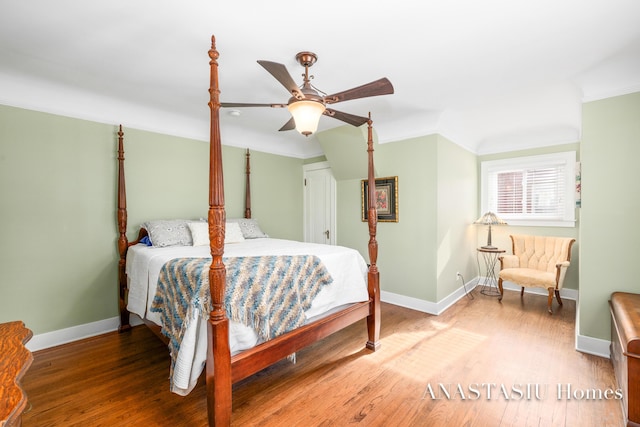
[22,291,624,426]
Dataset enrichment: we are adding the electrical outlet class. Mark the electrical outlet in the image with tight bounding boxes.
[456,272,462,279]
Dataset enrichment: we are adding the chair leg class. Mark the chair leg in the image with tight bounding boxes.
[498,278,504,301]
[555,289,563,306]
[520,287,525,297]
[547,288,554,314]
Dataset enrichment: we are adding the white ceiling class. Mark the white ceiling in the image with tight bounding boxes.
[1,1,639,158]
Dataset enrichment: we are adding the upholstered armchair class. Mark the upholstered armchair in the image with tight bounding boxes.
[498,234,576,314]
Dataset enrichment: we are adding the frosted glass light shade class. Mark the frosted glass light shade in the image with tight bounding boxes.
[287,100,326,136]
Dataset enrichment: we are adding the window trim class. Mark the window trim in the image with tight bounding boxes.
[480,151,577,227]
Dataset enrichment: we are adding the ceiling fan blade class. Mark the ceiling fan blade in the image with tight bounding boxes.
[221,102,287,108]
[324,77,394,104]
[257,60,304,99]
[278,117,296,132]
[324,108,369,127]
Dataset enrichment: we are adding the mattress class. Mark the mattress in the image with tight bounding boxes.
[126,237,369,395]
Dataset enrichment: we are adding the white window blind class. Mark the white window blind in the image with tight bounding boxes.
[481,152,576,227]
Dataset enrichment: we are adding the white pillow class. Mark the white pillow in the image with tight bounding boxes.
[188,222,209,246]
[188,221,245,246]
[225,222,245,244]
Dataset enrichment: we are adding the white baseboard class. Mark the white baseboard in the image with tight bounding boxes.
[381,279,478,315]
[499,280,579,301]
[27,315,143,352]
[30,282,477,352]
[379,277,579,315]
[576,334,611,358]
[380,291,440,314]
[28,282,602,359]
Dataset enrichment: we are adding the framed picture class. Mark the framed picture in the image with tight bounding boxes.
[361,176,398,222]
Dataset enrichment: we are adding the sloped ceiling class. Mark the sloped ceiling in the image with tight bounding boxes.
[1,1,639,158]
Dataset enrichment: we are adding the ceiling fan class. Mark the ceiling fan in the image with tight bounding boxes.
[221,51,394,136]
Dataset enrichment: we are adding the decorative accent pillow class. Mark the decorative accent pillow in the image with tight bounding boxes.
[143,220,193,247]
[187,222,209,246]
[188,221,246,245]
[225,222,245,244]
[227,218,269,239]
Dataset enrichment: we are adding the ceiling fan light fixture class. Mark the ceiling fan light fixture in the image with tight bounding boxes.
[287,100,325,136]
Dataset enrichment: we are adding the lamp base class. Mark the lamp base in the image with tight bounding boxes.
[481,245,498,250]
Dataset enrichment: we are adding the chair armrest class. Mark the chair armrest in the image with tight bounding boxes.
[499,255,519,270]
[555,261,571,289]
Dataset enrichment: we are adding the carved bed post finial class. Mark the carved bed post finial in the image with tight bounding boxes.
[206,34,232,427]
[117,124,131,332]
[365,113,380,351]
[207,34,226,322]
[245,148,252,219]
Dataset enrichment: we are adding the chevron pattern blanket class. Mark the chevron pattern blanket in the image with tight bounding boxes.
[150,255,333,379]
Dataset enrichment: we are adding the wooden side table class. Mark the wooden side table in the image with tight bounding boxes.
[0,321,33,427]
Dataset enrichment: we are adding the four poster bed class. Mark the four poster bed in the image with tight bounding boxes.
[116,35,381,426]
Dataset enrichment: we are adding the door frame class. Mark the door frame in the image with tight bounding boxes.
[303,161,337,245]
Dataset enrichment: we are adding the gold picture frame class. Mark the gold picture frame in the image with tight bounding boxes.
[361,176,398,222]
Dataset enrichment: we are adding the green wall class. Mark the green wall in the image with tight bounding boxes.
[248,150,303,240]
[0,105,302,334]
[1,107,119,334]
[580,92,640,340]
[321,128,478,303]
[436,135,478,300]
[373,135,439,301]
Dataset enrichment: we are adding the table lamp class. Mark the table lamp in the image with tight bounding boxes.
[474,211,507,249]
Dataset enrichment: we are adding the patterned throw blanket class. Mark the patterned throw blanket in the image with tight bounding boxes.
[150,255,333,380]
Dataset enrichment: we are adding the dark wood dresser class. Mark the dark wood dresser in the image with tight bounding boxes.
[0,321,33,427]
[610,292,640,427]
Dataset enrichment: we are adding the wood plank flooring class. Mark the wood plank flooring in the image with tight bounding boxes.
[22,290,624,426]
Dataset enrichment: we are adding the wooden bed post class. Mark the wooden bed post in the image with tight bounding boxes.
[117,124,131,333]
[365,116,381,351]
[245,149,251,219]
[206,35,232,427]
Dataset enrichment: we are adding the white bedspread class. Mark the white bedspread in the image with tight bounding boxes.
[126,238,369,395]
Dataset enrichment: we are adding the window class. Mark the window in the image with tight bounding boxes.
[480,151,576,227]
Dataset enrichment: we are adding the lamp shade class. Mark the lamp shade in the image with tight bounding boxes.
[287,100,326,136]
[474,211,507,226]
[474,211,507,249]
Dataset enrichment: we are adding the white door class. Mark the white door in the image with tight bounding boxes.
[303,162,336,245]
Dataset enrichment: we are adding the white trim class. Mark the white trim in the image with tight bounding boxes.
[499,280,579,301]
[27,315,143,352]
[381,279,478,315]
[575,334,611,359]
[30,286,475,352]
[581,84,640,103]
[302,161,331,172]
[381,291,440,315]
[27,290,610,360]
[381,279,578,316]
